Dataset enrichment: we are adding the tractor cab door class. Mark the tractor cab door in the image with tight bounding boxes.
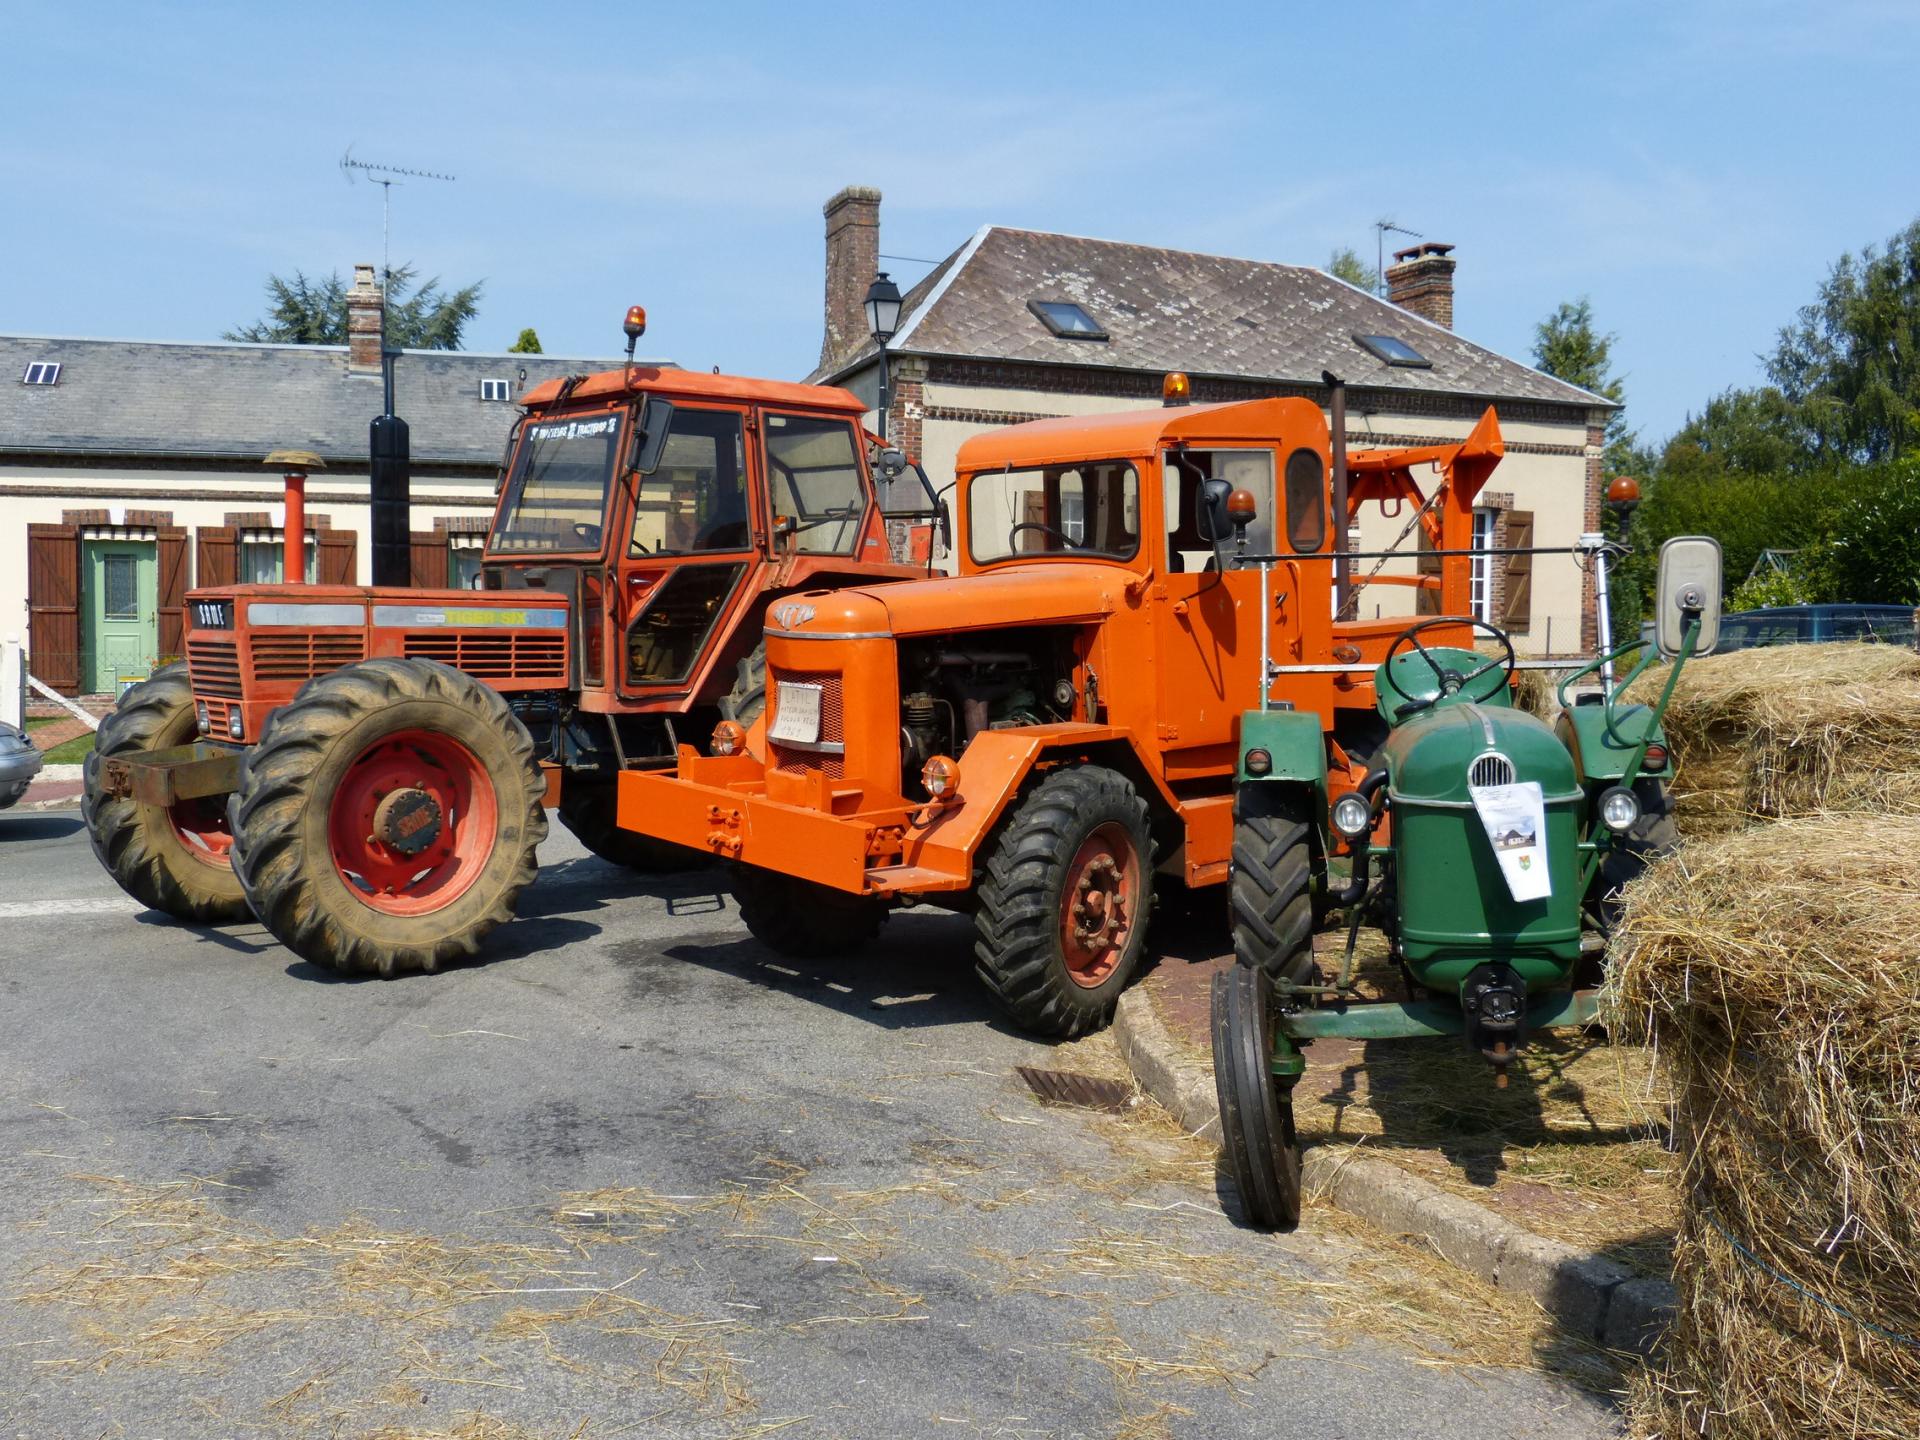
[616,403,759,700]
[1152,447,1277,777]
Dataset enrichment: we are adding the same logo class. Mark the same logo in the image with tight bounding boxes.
[772,602,815,630]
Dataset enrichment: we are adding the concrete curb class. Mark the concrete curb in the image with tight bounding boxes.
[1112,985,1676,1357]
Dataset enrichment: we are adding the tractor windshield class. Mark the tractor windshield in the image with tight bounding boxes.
[490,410,623,555]
[967,460,1141,564]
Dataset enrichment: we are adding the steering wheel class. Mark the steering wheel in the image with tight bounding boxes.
[1007,520,1085,553]
[1381,616,1516,718]
[571,522,602,546]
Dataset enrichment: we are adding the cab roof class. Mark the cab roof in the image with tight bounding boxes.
[521,365,867,414]
[955,396,1322,471]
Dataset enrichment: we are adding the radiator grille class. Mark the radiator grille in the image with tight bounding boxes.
[770,670,846,778]
[250,632,366,681]
[1469,752,1515,789]
[402,631,567,682]
[187,638,243,698]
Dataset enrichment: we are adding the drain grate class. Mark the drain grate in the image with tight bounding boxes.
[1015,1066,1137,1113]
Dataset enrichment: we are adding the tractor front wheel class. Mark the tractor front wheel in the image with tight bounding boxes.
[1211,962,1303,1230]
[732,866,885,958]
[558,780,705,873]
[82,662,250,923]
[228,659,546,976]
[973,765,1152,1038]
[1230,810,1318,987]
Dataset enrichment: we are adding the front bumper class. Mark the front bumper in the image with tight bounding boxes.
[617,753,963,897]
[96,742,245,808]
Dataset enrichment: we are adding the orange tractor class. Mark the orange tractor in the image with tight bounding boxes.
[82,309,940,974]
[617,380,1512,1034]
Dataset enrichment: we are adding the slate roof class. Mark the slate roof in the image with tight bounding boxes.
[0,336,667,468]
[812,226,1611,411]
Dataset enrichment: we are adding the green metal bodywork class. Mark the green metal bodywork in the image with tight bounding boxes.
[1277,987,1600,1042]
[1381,700,1586,992]
[1235,707,1330,794]
[1555,702,1673,783]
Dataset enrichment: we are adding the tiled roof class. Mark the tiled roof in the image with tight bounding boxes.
[0,336,665,467]
[813,226,1611,410]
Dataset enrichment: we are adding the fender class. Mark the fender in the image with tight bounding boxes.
[1554,702,1673,784]
[1235,707,1330,832]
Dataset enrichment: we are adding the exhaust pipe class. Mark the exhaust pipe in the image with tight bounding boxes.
[265,450,324,584]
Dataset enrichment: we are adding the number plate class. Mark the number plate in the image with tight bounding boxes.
[770,682,823,745]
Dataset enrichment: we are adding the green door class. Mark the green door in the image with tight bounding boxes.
[83,540,158,693]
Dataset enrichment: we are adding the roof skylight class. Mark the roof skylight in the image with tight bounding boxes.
[1353,334,1430,368]
[1028,300,1108,341]
[21,362,61,386]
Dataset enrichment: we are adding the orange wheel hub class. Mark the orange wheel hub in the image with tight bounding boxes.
[1060,821,1140,988]
[326,728,497,916]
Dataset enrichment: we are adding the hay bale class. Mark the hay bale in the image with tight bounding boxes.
[1604,815,1920,1438]
[1626,643,1920,835]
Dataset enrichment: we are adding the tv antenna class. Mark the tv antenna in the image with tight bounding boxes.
[339,147,457,290]
[1373,218,1422,296]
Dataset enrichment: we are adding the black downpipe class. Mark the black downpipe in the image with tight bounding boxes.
[1332,767,1389,906]
[369,412,412,588]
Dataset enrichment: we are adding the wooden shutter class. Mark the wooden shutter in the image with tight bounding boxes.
[1500,511,1533,633]
[156,527,189,662]
[1415,535,1442,616]
[410,531,449,588]
[197,526,238,587]
[317,530,358,585]
[26,524,80,692]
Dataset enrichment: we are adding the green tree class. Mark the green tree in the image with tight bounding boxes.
[1767,219,1920,465]
[1817,456,1920,604]
[226,264,483,349]
[508,327,543,354]
[1326,246,1379,294]
[1531,298,1635,461]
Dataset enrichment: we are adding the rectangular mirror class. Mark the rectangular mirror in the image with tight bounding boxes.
[1655,535,1722,657]
[632,396,676,475]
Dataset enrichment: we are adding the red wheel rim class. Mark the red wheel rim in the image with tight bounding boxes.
[326,728,498,917]
[1059,821,1141,988]
[170,796,233,867]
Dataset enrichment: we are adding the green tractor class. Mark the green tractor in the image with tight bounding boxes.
[1213,536,1724,1229]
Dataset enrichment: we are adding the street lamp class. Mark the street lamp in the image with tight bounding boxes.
[864,271,902,441]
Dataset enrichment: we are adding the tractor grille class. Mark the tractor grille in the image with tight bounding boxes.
[770,670,846,780]
[402,632,568,682]
[187,637,243,698]
[1469,752,1516,789]
[251,632,366,681]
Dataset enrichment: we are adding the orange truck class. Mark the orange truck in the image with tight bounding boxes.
[619,381,1503,1034]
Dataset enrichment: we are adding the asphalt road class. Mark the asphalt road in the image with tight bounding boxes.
[0,807,1621,1439]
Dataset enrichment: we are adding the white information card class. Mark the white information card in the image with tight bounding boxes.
[1468,780,1552,902]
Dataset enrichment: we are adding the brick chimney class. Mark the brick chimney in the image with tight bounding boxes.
[347,263,384,373]
[819,185,882,371]
[1385,242,1457,330]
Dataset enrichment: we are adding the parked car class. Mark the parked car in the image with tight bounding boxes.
[0,723,44,810]
[1638,604,1916,653]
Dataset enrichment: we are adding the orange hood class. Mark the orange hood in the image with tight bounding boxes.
[777,563,1132,640]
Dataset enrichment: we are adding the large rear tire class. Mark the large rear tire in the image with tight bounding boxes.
[732,866,885,958]
[973,765,1152,1038]
[1211,962,1303,1230]
[229,659,546,976]
[82,662,250,922]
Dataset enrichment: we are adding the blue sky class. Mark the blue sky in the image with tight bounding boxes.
[5,0,1916,444]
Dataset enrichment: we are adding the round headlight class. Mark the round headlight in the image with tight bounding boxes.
[1330,792,1374,839]
[1598,785,1640,834]
[710,720,747,757]
[196,701,211,734]
[1243,747,1272,777]
[921,754,959,798]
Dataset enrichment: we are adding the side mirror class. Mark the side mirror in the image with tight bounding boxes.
[1196,478,1234,542]
[632,396,675,475]
[1655,535,1722,658]
[937,499,953,553]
